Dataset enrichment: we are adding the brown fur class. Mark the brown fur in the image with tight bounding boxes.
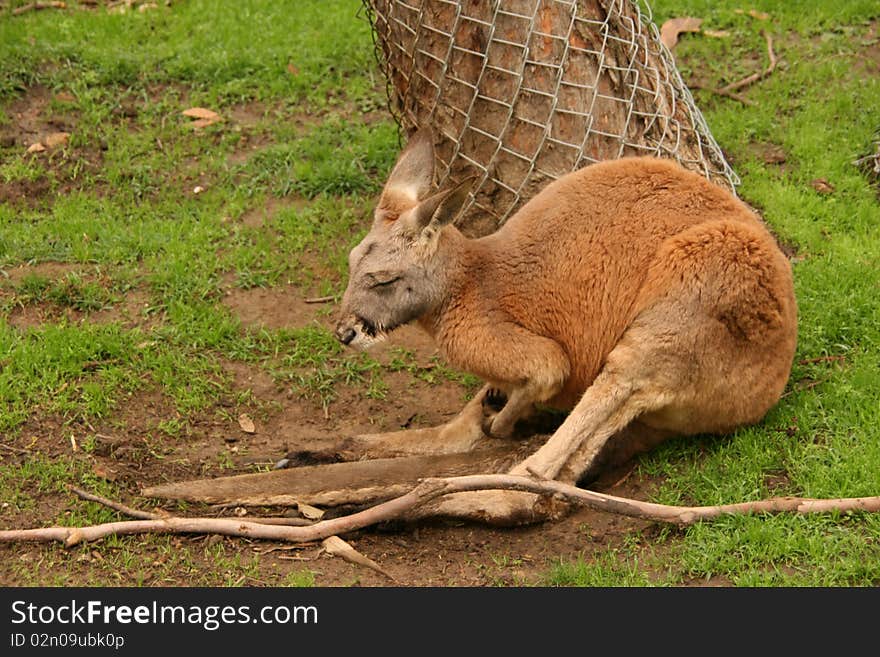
[335,131,797,522]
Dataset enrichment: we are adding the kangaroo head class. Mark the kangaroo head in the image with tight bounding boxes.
[335,129,472,349]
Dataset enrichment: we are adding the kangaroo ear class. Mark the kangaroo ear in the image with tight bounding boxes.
[379,128,435,207]
[408,177,475,242]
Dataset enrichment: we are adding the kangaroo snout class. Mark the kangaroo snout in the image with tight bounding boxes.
[334,314,383,349]
[335,323,357,346]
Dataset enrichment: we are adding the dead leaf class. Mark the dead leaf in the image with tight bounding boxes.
[660,17,703,50]
[811,178,835,194]
[322,536,396,582]
[54,91,76,103]
[287,62,300,77]
[238,413,256,434]
[188,118,217,129]
[43,132,70,149]
[297,502,325,521]
[703,29,731,38]
[26,143,46,154]
[182,107,220,121]
[182,107,222,129]
[138,2,158,11]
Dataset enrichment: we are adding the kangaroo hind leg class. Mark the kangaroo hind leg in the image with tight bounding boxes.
[421,326,681,525]
[509,329,676,482]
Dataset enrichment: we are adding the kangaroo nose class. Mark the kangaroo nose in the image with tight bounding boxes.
[336,326,356,345]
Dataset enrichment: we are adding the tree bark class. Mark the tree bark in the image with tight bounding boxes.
[364,0,737,236]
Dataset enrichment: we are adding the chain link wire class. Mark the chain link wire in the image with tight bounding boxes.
[361,0,739,229]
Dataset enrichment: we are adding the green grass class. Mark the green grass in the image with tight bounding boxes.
[544,552,665,587]
[240,118,399,198]
[1,0,879,586]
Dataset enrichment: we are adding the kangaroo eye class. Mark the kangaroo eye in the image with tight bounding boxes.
[368,272,401,288]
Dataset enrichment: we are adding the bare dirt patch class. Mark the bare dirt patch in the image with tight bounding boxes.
[88,286,154,329]
[1,263,155,331]
[225,102,316,167]
[228,101,267,129]
[2,85,56,151]
[2,261,80,284]
[848,20,880,76]
[222,284,327,330]
[1,262,84,330]
[0,85,104,205]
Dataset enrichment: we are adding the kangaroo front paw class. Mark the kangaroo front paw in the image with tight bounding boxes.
[481,388,510,437]
[482,388,507,413]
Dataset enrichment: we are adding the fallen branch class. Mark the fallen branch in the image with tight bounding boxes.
[11,1,66,15]
[303,295,335,304]
[69,486,156,520]
[322,535,396,582]
[69,485,314,527]
[4,475,880,547]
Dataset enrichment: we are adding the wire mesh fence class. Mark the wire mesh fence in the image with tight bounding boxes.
[361,0,739,235]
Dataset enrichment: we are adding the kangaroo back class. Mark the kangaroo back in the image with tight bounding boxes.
[470,156,782,407]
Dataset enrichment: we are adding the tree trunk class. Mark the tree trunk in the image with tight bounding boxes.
[363,0,737,236]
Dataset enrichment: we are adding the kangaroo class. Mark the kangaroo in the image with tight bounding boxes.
[333,129,797,524]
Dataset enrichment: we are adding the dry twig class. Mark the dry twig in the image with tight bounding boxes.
[69,486,156,520]
[68,485,314,526]
[322,535,396,582]
[303,295,335,304]
[693,31,778,104]
[689,83,755,106]
[3,475,880,547]
[720,31,778,94]
[780,377,830,399]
